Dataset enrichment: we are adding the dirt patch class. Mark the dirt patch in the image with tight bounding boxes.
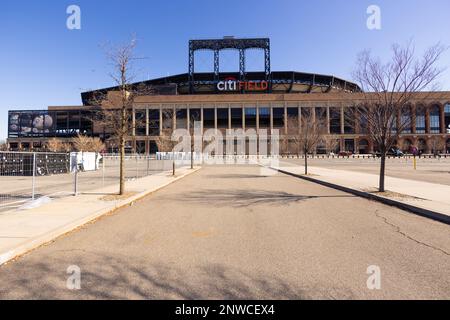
[100,192,139,201]
[362,188,423,200]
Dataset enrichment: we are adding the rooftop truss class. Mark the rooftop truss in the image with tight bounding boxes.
[188,38,271,93]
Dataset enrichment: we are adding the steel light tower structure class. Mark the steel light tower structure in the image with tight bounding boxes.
[188,37,271,93]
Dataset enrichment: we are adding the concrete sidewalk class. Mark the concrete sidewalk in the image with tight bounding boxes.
[0,166,200,265]
[273,161,450,221]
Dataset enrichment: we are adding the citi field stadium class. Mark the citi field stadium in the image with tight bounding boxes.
[6,37,450,155]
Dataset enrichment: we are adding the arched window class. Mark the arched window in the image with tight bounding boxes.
[358,139,369,154]
[418,139,427,153]
[402,139,413,152]
[401,106,412,133]
[415,106,426,134]
[429,105,441,134]
[445,103,450,134]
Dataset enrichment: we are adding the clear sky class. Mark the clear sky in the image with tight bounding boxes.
[1,0,450,140]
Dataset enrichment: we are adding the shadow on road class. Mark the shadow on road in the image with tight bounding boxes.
[0,252,356,299]
[170,189,354,208]
[207,174,270,179]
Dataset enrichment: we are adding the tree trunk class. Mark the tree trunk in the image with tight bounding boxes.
[190,135,194,169]
[304,149,308,175]
[379,152,386,192]
[119,136,125,195]
[119,107,126,195]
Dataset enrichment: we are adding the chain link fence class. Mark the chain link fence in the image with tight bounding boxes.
[0,152,177,212]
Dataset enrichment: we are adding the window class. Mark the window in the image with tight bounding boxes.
[189,108,201,132]
[430,105,441,134]
[136,140,146,154]
[402,139,413,152]
[344,108,355,134]
[259,107,270,128]
[401,107,412,134]
[149,109,160,136]
[245,107,257,128]
[176,109,187,129]
[68,111,80,130]
[418,138,427,153]
[56,112,68,132]
[358,108,368,134]
[287,107,298,119]
[315,107,326,122]
[80,111,93,135]
[445,103,450,134]
[162,109,173,131]
[344,139,355,153]
[203,108,215,129]
[358,139,369,154]
[231,108,242,128]
[415,106,426,134]
[135,110,146,136]
[330,108,341,134]
[272,108,284,128]
[217,108,229,128]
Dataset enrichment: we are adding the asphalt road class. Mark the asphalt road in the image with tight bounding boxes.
[0,165,449,299]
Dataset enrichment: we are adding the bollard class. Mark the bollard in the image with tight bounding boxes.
[74,167,78,196]
[136,155,139,179]
[31,152,36,201]
[102,157,105,188]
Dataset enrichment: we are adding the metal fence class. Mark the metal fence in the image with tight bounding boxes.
[0,152,177,212]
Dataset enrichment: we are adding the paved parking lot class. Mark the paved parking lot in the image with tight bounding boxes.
[283,157,450,185]
[0,165,448,299]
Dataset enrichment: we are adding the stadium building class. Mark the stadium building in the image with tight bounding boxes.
[6,37,450,154]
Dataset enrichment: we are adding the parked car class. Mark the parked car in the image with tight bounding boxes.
[387,148,404,157]
[374,148,404,157]
[338,151,353,157]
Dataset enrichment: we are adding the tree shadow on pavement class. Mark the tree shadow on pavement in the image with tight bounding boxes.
[206,174,270,179]
[0,252,355,299]
[170,189,354,208]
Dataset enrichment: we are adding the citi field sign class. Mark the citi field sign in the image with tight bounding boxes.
[217,77,268,92]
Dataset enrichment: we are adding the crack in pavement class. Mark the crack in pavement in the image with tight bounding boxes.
[374,210,450,257]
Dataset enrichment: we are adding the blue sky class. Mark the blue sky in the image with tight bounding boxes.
[1,0,450,140]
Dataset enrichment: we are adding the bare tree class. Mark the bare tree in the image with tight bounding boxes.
[155,131,177,175]
[86,37,152,195]
[89,137,106,153]
[73,134,92,152]
[428,136,445,156]
[322,136,340,155]
[0,140,8,151]
[279,136,289,155]
[46,138,72,153]
[286,110,327,175]
[153,109,179,175]
[350,42,446,192]
[73,134,105,153]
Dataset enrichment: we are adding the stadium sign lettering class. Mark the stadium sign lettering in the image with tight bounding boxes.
[217,77,268,92]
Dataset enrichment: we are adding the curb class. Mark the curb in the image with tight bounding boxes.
[0,167,201,266]
[270,166,450,225]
